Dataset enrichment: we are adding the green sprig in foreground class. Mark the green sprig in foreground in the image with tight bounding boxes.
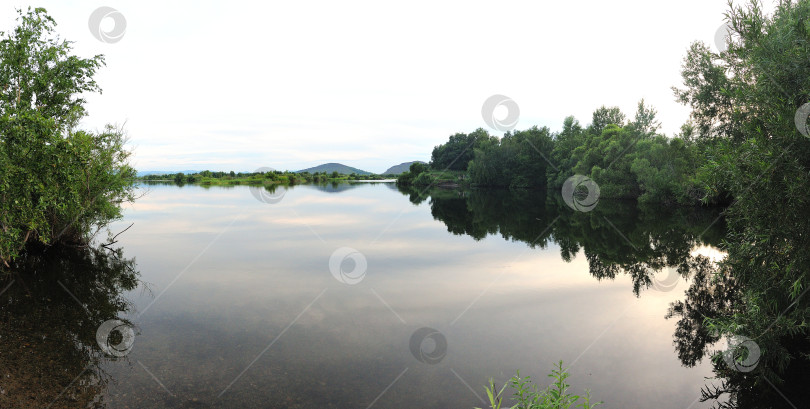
[476,361,601,409]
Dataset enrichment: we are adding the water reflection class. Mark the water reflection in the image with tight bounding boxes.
[404,185,725,296]
[402,185,808,409]
[0,244,139,408]
[668,256,810,408]
[9,182,806,408]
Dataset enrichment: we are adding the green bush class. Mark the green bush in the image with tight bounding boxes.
[0,8,136,268]
[413,172,433,186]
[409,162,429,176]
[396,171,414,185]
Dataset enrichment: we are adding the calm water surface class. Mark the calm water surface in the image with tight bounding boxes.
[5,182,728,408]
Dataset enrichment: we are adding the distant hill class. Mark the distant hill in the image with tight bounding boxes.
[383,161,426,175]
[296,163,373,175]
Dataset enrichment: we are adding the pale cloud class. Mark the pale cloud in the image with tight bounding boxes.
[3,0,775,173]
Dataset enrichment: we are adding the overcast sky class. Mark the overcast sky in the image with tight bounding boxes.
[2,1,777,173]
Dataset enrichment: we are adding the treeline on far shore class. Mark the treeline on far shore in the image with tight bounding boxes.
[397,100,721,207]
[138,170,394,185]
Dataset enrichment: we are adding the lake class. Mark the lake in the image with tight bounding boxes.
[2,182,728,408]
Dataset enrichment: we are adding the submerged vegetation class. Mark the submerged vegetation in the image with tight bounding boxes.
[0,244,139,408]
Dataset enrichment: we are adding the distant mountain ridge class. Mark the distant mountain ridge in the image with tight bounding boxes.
[383,161,426,175]
[295,163,372,175]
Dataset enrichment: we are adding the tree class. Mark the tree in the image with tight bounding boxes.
[588,106,625,136]
[630,99,661,137]
[0,8,135,268]
[431,128,495,171]
[409,162,428,176]
[469,126,553,188]
[673,0,810,397]
[548,116,586,188]
[0,8,104,132]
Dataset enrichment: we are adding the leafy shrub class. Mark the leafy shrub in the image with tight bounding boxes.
[413,172,433,186]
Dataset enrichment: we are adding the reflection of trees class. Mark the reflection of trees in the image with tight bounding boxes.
[669,257,810,409]
[400,185,810,408]
[0,244,140,408]
[666,257,737,367]
[402,186,724,296]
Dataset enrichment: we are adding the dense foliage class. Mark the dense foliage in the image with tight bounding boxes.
[430,128,493,171]
[407,100,706,205]
[670,1,810,405]
[408,2,810,406]
[0,8,136,269]
[427,1,810,407]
